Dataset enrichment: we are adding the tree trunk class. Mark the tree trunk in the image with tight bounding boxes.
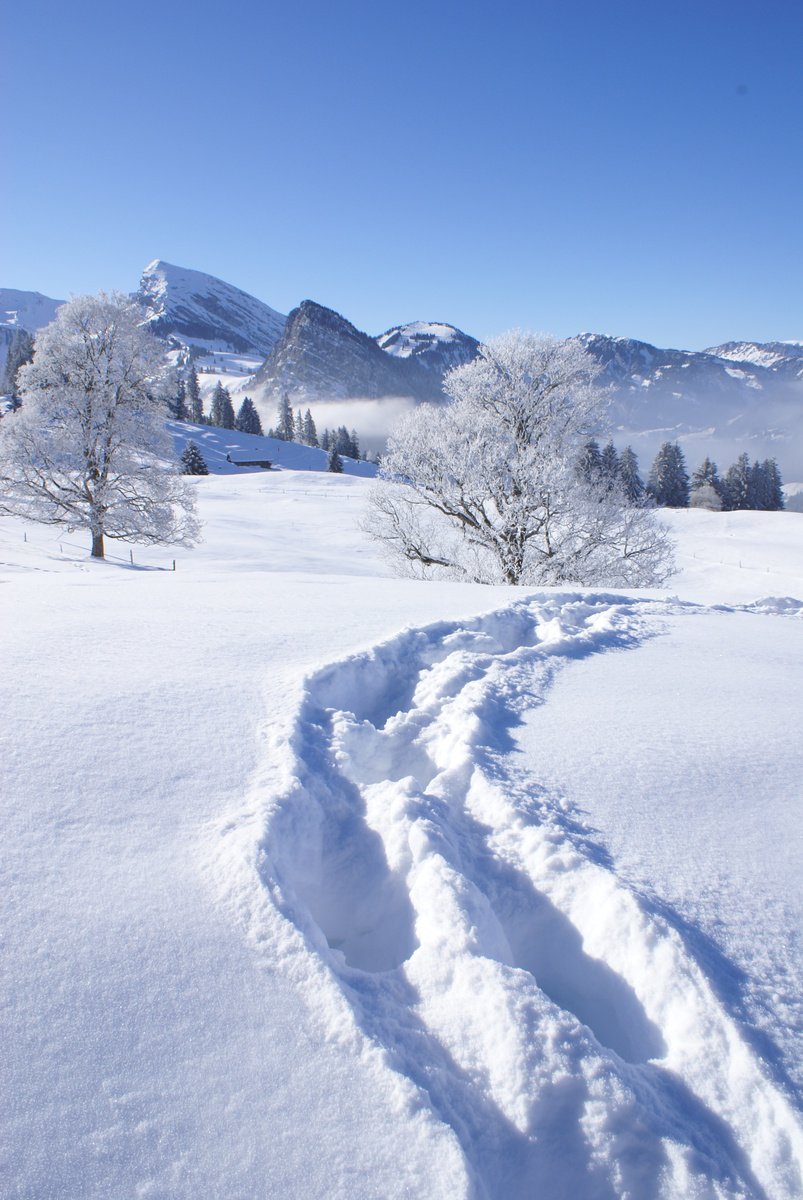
[91,530,105,559]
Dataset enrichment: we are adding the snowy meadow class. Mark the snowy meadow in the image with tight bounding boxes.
[2,457,802,1199]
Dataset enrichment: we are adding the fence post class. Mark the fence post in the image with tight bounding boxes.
[172,559,176,572]
[130,549,134,565]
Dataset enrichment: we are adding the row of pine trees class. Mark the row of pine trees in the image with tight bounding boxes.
[170,373,368,462]
[581,439,785,511]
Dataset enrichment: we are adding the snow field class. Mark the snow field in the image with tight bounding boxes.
[2,470,803,1198]
[219,592,802,1197]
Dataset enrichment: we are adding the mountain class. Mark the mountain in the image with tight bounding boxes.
[251,301,475,405]
[704,340,803,377]
[577,333,803,475]
[136,260,286,359]
[376,321,479,376]
[0,288,64,383]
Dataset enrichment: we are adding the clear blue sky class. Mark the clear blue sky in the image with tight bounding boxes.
[5,0,801,349]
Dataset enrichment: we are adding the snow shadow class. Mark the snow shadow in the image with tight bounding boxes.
[280,708,419,974]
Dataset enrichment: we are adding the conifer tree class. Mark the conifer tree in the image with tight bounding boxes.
[276,393,295,440]
[647,442,690,507]
[235,396,263,436]
[3,329,34,401]
[350,428,360,459]
[320,428,331,452]
[600,440,619,487]
[722,452,752,510]
[578,438,602,481]
[209,381,227,427]
[327,447,344,473]
[303,409,319,447]
[186,368,203,423]
[181,441,209,475]
[618,446,644,504]
[170,379,188,421]
[294,409,305,442]
[220,386,235,430]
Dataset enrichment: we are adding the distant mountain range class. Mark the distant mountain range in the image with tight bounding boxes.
[3,262,802,476]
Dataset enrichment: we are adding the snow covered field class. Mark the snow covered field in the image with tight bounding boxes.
[2,469,802,1198]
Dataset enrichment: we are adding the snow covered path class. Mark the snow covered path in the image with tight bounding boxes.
[213,592,803,1199]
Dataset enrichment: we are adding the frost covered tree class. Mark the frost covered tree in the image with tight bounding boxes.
[367,331,674,586]
[647,442,690,507]
[235,396,263,436]
[294,409,305,442]
[327,447,344,473]
[690,457,723,510]
[180,441,209,475]
[0,292,200,559]
[722,452,752,510]
[170,378,188,421]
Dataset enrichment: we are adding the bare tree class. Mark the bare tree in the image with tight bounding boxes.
[367,331,674,586]
[0,292,200,559]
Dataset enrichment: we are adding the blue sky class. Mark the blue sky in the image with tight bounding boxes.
[5,0,801,348]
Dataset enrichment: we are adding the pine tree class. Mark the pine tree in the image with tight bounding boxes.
[578,438,602,481]
[276,393,295,441]
[303,409,319,447]
[180,441,209,475]
[722,452,752,510]
[647,442,690,507]
[186,368,203,424]
[599,440,619,488]
[335,426,354,457]
[209,381,227,427]
[761,458,785,510]
[220,386,235,430]
[320,428,331,452]
[170,379,188,421]
[294,409,305,442]
[350,428,360,460]
[618,446,644,503]
[235,396,263,436]
[327,447,344,473]
[3,329,35,399]
[690,457,723,510]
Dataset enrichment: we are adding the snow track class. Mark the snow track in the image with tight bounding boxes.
[213,594,803,1200]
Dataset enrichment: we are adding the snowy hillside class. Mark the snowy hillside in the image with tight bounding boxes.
[168,420,378,477]
[2,471,802,1199]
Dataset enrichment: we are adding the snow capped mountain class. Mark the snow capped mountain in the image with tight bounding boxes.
[704,339,803,376]
[251,301,463,406]
[0,289,64,382]
[0,288,63,334]
[376,321,479,375]
[136,260,286,359]
[576,332,803,474]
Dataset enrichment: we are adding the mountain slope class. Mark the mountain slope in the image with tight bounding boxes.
[136,260,286,358]
[251,300,459,405]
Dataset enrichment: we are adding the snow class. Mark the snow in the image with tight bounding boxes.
[2,472,802,1198]
[168,421,378,476]
[0,287,63,332]
[377,322,462,357]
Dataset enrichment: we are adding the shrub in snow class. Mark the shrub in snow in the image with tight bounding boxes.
[367,330,674,586]
[0,292,200,559]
